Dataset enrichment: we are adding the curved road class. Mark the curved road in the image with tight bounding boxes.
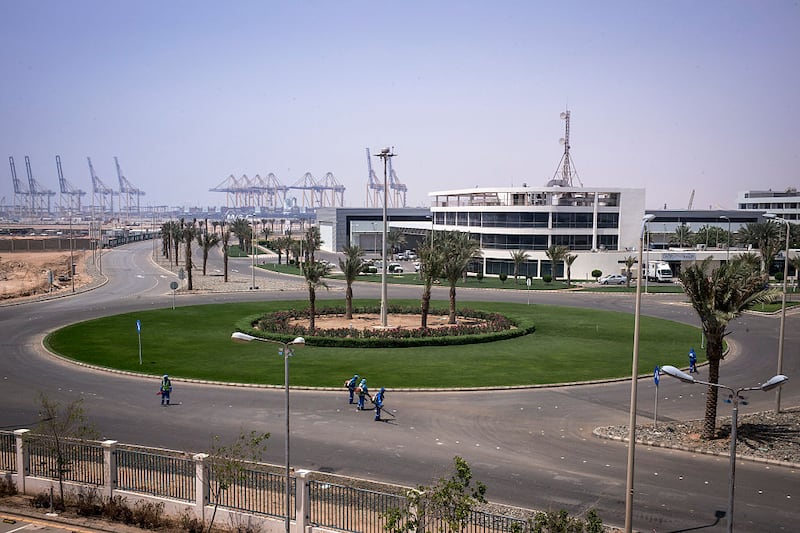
[1,241,797,532]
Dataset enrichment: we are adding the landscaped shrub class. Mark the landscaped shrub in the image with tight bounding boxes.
[476,272,484,283]
[591,269,602,281]
[240,305,535,349]
[499,273,508,284]
[542,274,553,283]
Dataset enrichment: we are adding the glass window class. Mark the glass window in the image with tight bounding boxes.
[597,213,619,228]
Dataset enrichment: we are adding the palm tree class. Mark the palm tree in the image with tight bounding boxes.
[440,231,482,324]
[221,225,231,282]
[181,218,199,290]
[274,236,288,265]
[680,257,779,439]
[304,226,322,264]
[623,255,637,288]
[387,228,407,257]
[509,249,528,284]
[790,256,800,290]
[545,245,568,280]
[196,219,220,276]
[339,244,365,319]
[230,218,252,253]
[417,234,444,328]
[170,220,183,267]
[670,223,694,248]
[565,253,578,287]
[737,222,780,275]
[302,261,332,331]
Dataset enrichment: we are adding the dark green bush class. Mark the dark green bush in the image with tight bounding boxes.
[591,269,602,280]
[542,274,553,283]
[499,273,508,284]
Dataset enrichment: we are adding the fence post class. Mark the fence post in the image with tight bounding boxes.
[295,470,310,532]
[193,453,209,521]
[101,440,117,499]
[13,429,30,494]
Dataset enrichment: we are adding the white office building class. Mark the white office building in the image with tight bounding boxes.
[429,186,647,279]
[738,188,800,222]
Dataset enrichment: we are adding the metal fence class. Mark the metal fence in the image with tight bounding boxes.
[26,435,104,485]
[116,447,195,502]
[210,465,292,519]
[0,431,15,472]
[308,480,406,533]
[424,508,529,533]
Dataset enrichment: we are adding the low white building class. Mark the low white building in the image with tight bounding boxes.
[429,186,648,280]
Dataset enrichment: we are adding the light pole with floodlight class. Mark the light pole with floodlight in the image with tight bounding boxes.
[763,213,790,413]
[373,147,395,328]
[660,365,788,533]
[623,213,655,533]
[231,332,305,533]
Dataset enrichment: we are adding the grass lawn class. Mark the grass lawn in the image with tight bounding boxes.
[45,299,703,389]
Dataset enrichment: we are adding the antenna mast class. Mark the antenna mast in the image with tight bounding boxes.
[547,110,582,187]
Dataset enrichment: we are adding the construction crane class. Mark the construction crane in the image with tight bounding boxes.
[56,155,86,215]
[115,157,145,221]
[387,157,407,208]
[365,147,384,208]
[88,157,115,218]
[687,189,695,210]
[317,172,346,207]
[9,156,30,218]
[547,109,582,187]
[24,156,56,217]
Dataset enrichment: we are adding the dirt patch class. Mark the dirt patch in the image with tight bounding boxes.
[0,250,91,301]
[288,312,487,331]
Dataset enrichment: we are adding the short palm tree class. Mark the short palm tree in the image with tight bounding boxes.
[302,261,332,331]
[230,218,252,252]
[417,235,444,328]
[387,228,407,256]
[670,223,694,248]
[737,222,780,275]
[181,218,199,290]
[304,227,322,263]
[623,255,637,288]
[196,222,220,276]
[680,257,779,439]
[440,231,482,324]
[545,245,568,280]
[509,249,528,284]
[339,245,365,319]
[565,253,578,287]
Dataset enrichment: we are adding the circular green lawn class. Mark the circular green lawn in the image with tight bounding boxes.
[44,299,703,388]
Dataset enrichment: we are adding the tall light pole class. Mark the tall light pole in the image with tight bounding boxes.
[660,365,788,533]
[231,332,305,533]
[373,147,395,328]
[719,215,731,262]
[624,213,655,533]
[763,213,790,413]
[250,215,257,290]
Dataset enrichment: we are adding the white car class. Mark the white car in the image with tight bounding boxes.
[599,273,627,285]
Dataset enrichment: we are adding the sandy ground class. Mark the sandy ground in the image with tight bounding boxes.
[0,249,91,301]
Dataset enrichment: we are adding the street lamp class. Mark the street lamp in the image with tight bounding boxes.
[231,332,305,533]
[624,213,655,533]
[373,147,395,328]
[660,365,788,533]
[763,213,790,413]
[249,216,258,290]
[719,215,731,262]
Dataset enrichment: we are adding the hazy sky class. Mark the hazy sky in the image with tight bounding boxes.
[2,0,798,211]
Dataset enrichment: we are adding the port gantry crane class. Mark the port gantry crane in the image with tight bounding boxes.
[88,157,116,218]
[8,156,30,218]
[24,156,56,217]
[387,156,407,208]
[115,157,145,222]
[365,147,384,208]
[56,155,86,215]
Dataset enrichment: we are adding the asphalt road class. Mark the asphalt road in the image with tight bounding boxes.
[1,241,797,532]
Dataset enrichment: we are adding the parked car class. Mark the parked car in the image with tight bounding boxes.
[599,273,627,285]
[388,262,403,273]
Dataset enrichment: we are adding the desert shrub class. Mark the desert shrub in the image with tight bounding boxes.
[76,488,102,516]
[102,495,134,524]
[132,500,166,529]
[176,510,206,533]
[30,490,64,511]
[0,474,17,496]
